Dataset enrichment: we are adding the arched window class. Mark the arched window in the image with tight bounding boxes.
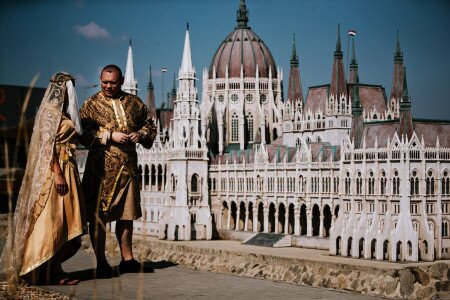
[426,170,435,195]
[410,170,419,195]
[356,171,363,195]
[442,170,449,195]
[191,173,199,193]
[442,220,449,237]
[392,170,400,195]
[368,171,375,195]
[345,171,351,195]
[246,113,254,142]
[380,170,387,195]
[231,113,239,142]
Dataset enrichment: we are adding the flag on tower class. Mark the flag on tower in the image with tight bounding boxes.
[162,67,168,72]
[348,30,356,36]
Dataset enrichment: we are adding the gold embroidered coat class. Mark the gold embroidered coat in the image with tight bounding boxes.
[79,91,156,221]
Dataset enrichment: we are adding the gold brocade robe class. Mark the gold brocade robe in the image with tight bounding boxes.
[79,91,156,221]
[21,115,87,276]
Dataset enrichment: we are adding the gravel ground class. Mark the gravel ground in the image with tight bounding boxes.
[0,280,68,299]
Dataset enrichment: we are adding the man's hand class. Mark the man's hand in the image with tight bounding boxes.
[55,174,68,196]
[128,132,141,143]
[112,131,129,144]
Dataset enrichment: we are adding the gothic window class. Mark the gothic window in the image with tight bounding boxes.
[257,175,263,192]
[295,138,301,147]
[410,170,419,195]
[218,94,224,103]
[231,113,239,142]
[316,136,322,142]
[345,172,351,195]
[380,170,387,195]
[190,127,194,147]
[412,221,419,233]
[245,94,254,103]
[392,170,400,195]
[230,94,239,103]
[246,113,254,142]
[260,94,267,104]
[426,170,435,195]
[191,173,199,193]
[368,171,375,195]
[356,171,363,195]
[443,220,449,237]
[442,170,449,195]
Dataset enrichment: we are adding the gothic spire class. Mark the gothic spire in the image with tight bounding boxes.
[236,0,250,29]
[290,33,299,67]
[351,79,363,148]
[394,30,403,63]
[179,22,195,79]
[330,24,346,97]
[287,33,303,105]
[122,38,138,95]
[147,65,154,90]
[348,37,359,84]
[169,73,176,109]
[390,30,405,100]
[146,65,157,118]
[335,23,342,57]
[399,67,414,139]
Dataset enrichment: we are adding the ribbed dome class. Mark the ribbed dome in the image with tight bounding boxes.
[209,28,277,79]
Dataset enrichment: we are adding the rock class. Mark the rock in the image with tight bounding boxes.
[411,267,430,286]
[435,281,450,292]
[416,286,435,300]
[399,269,415,297]
[429,263,449,280]
[385,278,399,295]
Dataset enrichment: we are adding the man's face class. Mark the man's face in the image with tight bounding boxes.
[100,70,123,98]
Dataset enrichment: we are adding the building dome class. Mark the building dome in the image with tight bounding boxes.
[208,1,277,79]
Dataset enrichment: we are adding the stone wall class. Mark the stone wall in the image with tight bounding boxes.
[138,243,449,299]
[84,235,450,299]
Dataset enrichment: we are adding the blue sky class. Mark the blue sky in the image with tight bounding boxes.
[1,0,449,120]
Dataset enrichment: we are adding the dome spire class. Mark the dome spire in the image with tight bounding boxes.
[236,0,250,29]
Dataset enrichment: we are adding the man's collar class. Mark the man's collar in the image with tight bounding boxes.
[100,91,126,100]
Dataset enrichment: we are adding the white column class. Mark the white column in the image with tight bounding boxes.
[244,210,249,231]
[235,208,240,230]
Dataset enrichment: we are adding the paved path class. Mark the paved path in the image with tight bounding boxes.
[41,250,386,300]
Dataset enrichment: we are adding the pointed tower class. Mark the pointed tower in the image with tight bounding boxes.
[287,33,304,108]
[390,30,404,100]
[398,67,414,139]
[122,39,138,95]
[351,79,363,148]
[168,73,176,109]
[159,23,212,241]
[348,37,359,84]
[145,65,157,119]
[330,24,347,98]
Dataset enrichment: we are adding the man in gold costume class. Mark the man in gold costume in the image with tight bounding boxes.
[80,65,156,276]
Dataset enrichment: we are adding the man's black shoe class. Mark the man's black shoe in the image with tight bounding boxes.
[119,259,154,274]
[95,260,113,278]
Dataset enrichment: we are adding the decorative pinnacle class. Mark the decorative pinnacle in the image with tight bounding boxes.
[334,23,343,58]
[352,78,362,112]
[290,33,299,67]
[236,0,249,29]
[129,38,132,46]
[187,21,189,31]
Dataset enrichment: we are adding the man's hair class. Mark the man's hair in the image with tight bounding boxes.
[101,64,123,78]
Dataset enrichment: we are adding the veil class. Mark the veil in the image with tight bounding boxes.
[0,72,74,288]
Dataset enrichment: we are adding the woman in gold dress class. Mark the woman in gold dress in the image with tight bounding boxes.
[0,72,87,288]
